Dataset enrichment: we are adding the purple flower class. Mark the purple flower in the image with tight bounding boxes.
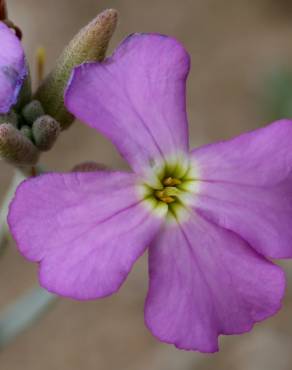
[0,21,27,114]
[8,33,292,352]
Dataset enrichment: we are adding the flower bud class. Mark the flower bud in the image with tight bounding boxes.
[0,110,19,127]
[0,123,39,165]
[32,115,61,151]
[22,100,44,124]
[35,9,118,130]
[20,125,33,140]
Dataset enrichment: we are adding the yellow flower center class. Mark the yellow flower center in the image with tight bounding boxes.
[154,177,182,204]
[137,155,200,223]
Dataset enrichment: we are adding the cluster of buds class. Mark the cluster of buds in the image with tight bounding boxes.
[0,102,61,166]
[0,0,118,169]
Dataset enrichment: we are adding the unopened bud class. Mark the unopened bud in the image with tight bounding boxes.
[35,9,118,130]
[32,115,61,151]
[0,110,19,127]
[72,161,108,172]
[0,123,39,165]
[22,100,44,124]
[20,125,33,140]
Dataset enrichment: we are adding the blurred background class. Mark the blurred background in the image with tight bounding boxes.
[1,0,292,369]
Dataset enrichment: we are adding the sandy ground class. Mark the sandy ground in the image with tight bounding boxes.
[1,0,292,369]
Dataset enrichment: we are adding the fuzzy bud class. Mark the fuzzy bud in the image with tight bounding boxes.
[0,110,19,128]
[20,125,33,140]
[0,123,39,166]
[35,9,118,130]
[22,100,45,124]
[32,115,61,151]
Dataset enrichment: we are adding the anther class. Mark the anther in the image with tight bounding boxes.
[163,177,182,186]
[36,47,46,86]
[160,196,175,204]
[155,188,180,204]
[163,187,180,197]
[155,190,165,199]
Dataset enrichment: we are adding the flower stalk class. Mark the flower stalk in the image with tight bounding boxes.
[0,286,56,348]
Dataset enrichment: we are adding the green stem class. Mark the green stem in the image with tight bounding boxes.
[0,286,56,347]
[0,166,56,348]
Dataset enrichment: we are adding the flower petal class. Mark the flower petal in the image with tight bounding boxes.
[192,119,292,185]
[191,119,292,258]
[0,21,27,114]
[145,214,285,352]
[8,171,165,299]
[195,181,292,259]
[65,33,190,173]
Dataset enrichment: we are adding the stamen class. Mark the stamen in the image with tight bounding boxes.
[139,157,198,215]
[155,190,165,199]
[154,187,181,203]
[36,47,46,86]
[163,187,181,197]
[160,196,175,204]
[163,177,182,186]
